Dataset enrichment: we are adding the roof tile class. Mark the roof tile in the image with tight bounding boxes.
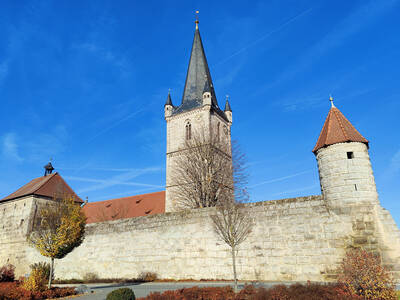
[313,106,368,153]
[1,173,83,203]
[82,191,165,223]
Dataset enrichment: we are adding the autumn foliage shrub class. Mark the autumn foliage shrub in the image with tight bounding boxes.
[0,281,76,300]
[29,262,52,281]
[338,248,397,300]
[138,283,360,300]
[23,263,49,292]
[0,264,15,282]
[138,271,158,282]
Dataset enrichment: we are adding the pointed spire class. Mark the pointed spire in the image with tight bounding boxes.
[177,23,219,112]
[224,95,232,112]
[165,89,173,106]
[313,101,368,153]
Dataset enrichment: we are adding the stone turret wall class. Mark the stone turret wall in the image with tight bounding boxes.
[316,142,379,207]
[4,195,398,282]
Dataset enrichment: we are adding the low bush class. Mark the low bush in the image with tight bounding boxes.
[29,262,52,281]
[0,264,15,282]
[83,272,99,282]
[0,281,76,300]
[138,272,158,282]
[338,248,397,300]
[23,263,49,292]
[138,283,360,300]
[107,287,136,300]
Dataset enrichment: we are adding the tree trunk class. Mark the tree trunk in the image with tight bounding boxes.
[48,258,54,290]
[231,246,238,293]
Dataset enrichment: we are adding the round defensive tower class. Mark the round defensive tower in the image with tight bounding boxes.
[313,97,379,207]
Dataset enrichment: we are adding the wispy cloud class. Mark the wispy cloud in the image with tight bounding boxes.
[72,42,129,74]
[86,107,145,143]
[216,7,313,66]
[0,60,9,85]
[386,149,400,175]
[271,184,318,197]
[68,167,162,194]
[2,133,23,162]
[391,149,400,173]
[279,87,374,112]
[249,169,312,188]
[258,0,398,94]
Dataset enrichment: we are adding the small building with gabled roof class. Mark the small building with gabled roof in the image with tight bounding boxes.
[1,172,83,204]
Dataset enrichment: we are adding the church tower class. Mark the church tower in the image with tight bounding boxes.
[313,97,379,208]
[164,21,233,212]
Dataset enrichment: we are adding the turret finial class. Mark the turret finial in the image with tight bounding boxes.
[329,94,335,108]
[195,11,199,29]
[44,160,54,176]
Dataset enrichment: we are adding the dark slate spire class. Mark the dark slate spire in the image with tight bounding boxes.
[224,96,232,112]
[173,24,219,114]
[165,90,173,106]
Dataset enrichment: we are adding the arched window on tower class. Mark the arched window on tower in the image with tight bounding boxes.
[185,121,192,140]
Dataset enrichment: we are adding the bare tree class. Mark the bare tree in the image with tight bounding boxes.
[211,201,253,292]
[170,126,252,290]
[170,128,245,209]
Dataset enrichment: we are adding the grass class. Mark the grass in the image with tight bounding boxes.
[397,290,400,299]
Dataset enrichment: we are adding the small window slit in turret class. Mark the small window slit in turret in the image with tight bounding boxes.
[354,184,357,191]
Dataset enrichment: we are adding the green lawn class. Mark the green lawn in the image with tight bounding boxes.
[397,290,400,299]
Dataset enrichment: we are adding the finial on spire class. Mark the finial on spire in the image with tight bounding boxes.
[329,94,335,108]
[195,11,199,29]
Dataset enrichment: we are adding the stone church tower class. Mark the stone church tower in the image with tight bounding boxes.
[313,97,379,208]
[164,21,233,212]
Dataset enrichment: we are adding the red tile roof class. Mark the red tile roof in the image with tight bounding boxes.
[313,106,368,153]
[82,191,165,223]
[1,172,83,203]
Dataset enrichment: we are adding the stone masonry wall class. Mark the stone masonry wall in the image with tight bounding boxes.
[165,106,231,212]
[5,195,399,282]
[0,196,37,274]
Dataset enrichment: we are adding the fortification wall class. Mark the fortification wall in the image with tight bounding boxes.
[6,195,397,282]
[0,196,35,274]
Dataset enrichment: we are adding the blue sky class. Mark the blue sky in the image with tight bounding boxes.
[1,1,399,223]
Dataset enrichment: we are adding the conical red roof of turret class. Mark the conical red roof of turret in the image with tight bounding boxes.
[313,105,368,153]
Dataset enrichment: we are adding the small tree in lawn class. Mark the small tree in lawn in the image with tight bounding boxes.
[210,142,253,292]
[28,196,86,289]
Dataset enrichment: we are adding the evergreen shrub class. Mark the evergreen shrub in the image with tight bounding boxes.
[106,287,136,300]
